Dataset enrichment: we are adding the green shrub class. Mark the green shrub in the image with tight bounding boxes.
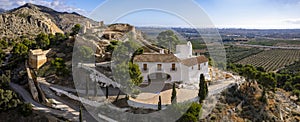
[18,103,33,117]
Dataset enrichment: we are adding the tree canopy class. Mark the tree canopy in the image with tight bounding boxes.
[51,58,68,76]
[12,43,28,56]
[79,46,94,61]
[35,33,50,49]
[156,30,180,52]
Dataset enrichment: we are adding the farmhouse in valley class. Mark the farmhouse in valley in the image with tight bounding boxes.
[134,41,210,83]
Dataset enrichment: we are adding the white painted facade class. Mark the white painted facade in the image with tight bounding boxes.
[139,62,182,83]
[134,42,210,84]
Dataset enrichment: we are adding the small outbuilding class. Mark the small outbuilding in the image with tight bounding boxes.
[28,49,50,69]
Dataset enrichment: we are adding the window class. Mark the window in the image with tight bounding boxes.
[198,64,201,70]
[157,64,162,71]
[143,64,147,71]
[171,63,176,71]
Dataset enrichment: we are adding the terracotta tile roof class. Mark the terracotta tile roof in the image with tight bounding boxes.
[196,55,209,64]
[134,54,208,66]
[181,58,198,67]
[181,56,208,67]
[133,54,180,62]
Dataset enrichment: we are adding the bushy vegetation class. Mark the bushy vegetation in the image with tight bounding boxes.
[0,39,8,49]
[228,63,300,100]
[0,48,5,64]
[78,45,94,61]
[278,61,300,75]
[18,103,33,117]
[175,102,202,122]
[0,73,32,116]
[106,40,120,53]
[111,40,144,96]
[12,43,29,57]
[71,24,81,36]
[51,58,69,76]
[35,33,50,50]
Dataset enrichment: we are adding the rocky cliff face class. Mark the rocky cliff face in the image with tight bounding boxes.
[0,3,95,38]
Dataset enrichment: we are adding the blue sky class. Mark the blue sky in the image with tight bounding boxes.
[1,0,300,29]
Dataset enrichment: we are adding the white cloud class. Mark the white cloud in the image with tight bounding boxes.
[284,18,300,24]
[0,0,88,16]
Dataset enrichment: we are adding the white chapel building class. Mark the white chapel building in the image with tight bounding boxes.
[133,41,210,84]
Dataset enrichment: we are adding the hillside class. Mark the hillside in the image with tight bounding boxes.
[0,3,96,38]
[202,82,300,121]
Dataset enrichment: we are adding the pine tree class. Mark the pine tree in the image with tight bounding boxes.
[198,74,207,103]
[171,83,177,104]
[158,96,162,110]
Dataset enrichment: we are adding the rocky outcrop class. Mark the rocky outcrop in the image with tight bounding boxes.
[0,3,63,38]
[0,3,96,38]
[102,23,136,40]
[27,3,97,33]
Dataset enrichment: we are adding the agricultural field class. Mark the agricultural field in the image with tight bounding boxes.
[225,46,263,63]
[237,49,300,72]
[245,39,300,47]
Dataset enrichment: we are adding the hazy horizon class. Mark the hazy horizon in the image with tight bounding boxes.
[1,0,300,29]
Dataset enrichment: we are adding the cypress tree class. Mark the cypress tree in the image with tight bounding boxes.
[106,86,109,99]
[198,74,207,103]
[158,96,162,110]
[79,105,83,122]
[171,83,177,104]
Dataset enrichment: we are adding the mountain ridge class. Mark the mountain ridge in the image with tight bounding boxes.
[0,3,97,38]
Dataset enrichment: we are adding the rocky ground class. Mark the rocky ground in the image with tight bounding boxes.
[201,81,300,122]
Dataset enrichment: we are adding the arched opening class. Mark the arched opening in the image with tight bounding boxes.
[138,72,171,93]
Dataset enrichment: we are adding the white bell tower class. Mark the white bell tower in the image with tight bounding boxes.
[187,41,193,57]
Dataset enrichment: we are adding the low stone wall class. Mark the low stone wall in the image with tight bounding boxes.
[127,99,167,110]
[25,61,39,102]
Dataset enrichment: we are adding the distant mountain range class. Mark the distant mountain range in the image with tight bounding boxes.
[0,8,5,14]
[0,3,97,38]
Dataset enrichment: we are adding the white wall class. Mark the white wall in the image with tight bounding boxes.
[136,62,183,82]
[136,61,209,83]
[188,62,209,83]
